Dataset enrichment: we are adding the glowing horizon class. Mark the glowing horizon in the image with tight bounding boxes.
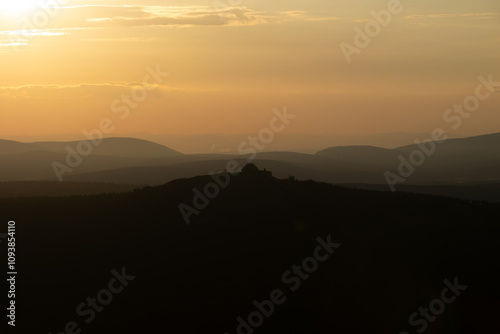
[1,0,499,142]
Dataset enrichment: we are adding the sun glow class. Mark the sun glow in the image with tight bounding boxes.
[0,0,40,17]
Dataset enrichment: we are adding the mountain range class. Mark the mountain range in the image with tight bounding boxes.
[1,133,500,200]
[4,164,499,333]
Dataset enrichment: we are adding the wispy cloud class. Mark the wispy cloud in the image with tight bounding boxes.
[0,5,340,48]
[405,12,499,20]
[0,29,68,37]
[0,83,171,99]
[0,5,272,49]
[26,5,270,29]
[0,28,90,48]
[306,17,340,22]
[83,6,268,27]
[281,11,307,18]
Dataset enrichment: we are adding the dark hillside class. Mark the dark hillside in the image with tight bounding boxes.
[3,165,499,333]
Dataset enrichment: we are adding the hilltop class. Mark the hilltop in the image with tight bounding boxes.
[3,165,499,333]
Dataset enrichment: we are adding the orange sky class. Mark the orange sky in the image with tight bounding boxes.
[0,0,499,141]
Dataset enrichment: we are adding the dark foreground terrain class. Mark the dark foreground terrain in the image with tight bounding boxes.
[2,165,500,333]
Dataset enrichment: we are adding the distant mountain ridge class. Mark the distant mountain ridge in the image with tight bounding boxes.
[316,145,404,165]
[317,132,500,163]
[397,132,500,159]
[0,137,182,158]
[0,139,38,155]
[0,133,499,187]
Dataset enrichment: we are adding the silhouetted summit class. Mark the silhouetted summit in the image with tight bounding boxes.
[240,163,273,177]
[2,132,500,186]
[2,167,500,333]
[242,163,259,173]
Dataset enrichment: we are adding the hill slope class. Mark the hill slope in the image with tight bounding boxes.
[35,137,182,158]
[1,132,500,186]
[3,165,500,333]
[0,137,182,181]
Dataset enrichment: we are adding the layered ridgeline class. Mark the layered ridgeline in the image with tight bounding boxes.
[1,133,500,200]
[317,132,500,184]
[0,137,182,182]
[4,165,499,333]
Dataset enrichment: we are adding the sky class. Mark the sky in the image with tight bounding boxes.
[0,0,499,143]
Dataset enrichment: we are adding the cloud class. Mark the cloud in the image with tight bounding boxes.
[79,37,164,43]
[405,13,499,20]
[0,83,171,99]
[0,5,336,32]
[279,10,339,22]
[0,42,27,47]
[0,29,69,37]
[103,7,268,27]
[281,11,307,18]
[21,5,270,29]
[0,4,345,44]
[0,4,343,49]
[0,28,90,49]
[306,17,339,22]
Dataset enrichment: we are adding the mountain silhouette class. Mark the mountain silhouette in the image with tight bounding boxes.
[316,145,404,165]
[35,137,182,158]
[0,137,182,181]
[0,139,38,155]
[0,137,180,157]
[5,164,500,333]
[1,133,500,201]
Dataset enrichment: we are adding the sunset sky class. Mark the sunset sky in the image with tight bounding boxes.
[0,0,499,142]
